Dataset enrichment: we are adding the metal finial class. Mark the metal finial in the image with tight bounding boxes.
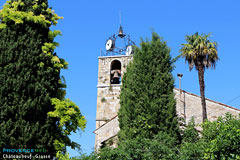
[118,12,125,38]
[118,25,125,38]
[119,11,121,25]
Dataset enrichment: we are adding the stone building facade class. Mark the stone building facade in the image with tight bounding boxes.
[94,55,240,151]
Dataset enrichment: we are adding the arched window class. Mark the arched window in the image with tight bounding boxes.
[110,60,121,84]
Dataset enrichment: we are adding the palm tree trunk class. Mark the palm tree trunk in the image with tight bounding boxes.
[198,64,207,122]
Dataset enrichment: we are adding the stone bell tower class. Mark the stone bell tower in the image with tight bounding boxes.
[94,25,135,150]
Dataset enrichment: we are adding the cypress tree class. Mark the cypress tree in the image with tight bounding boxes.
[118,32,180,141]
[0,0,85,157]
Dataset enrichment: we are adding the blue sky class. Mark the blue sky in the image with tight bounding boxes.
[1,0,240,157]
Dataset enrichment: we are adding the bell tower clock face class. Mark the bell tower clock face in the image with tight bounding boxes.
[102,25,135,56]
[126,45,133,55]
[106,39,114,51]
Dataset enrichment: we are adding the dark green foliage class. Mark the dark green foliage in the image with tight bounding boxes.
[181,118,199,143]
[179,141,205,160]
[179,118,204,160]
[98,147,128,160]
[71,153,98,160]
[118,32,180,141]
[0,0,65,157]
[98,132,178,160]
[101,32,182,159]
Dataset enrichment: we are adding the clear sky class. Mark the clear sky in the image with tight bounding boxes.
[1,0,240,157]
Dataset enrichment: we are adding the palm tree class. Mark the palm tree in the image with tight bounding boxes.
[180,32,219,122]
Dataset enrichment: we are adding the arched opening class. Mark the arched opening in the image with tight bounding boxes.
[110,60,121,84]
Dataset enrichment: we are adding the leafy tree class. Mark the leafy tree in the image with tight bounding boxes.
[108,32,181,159]
[179,32,218,122]
[179,141,205,160]
[71,153,98,160]
[0,0,86,157]
[98,147,129,160]
[118,32,180,141]
[98,132,178,160]
[179,118,204,160]
[55,152,97,160]
[201,113,240,159]
[99,113,240,160]
[181,117,199,143]
[179,113,240,160]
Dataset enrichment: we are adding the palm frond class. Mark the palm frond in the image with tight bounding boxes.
[179,32,219,71]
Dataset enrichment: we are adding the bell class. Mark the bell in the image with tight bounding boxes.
[118,25,125,38]
[113,71,119,78]
[111,70,121,79]
[111,69,121,84]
